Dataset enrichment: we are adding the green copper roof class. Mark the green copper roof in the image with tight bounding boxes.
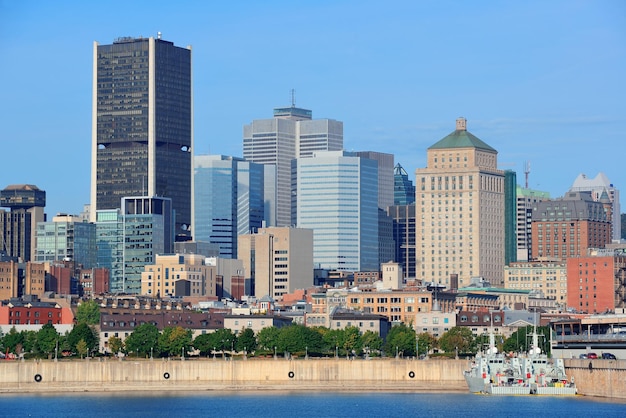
[429,126,496,152]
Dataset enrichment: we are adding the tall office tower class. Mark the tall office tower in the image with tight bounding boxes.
[96,196,174,294]
[569,173,621,242]
[35,214,96,268]
[0,185,46,262]
[293,151,379,271]
[238,226,313,300]
[243,105,343,227]
[415,118,505,288]
[356,151,394,210]
[531,191,611,261]
[387,204,417,279]
[515,186,550,262]
[193,155,269,258]
[394,163,416,205]
[91,36,192,239]
[503,170,517,266]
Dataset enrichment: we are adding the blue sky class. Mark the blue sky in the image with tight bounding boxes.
[0,0,624,217]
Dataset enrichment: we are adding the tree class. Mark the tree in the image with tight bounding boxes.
[124,323,160,357]
[361,331,383,356]
[2,327,24,353]
[75,300,101,325]
[108,336,124,355]
[67,323,98,355]
[76,339,89,359]
[340,326,362,356]
[438,327,476,355]
[277,324,322,356]
[36,323,59,358]
[158,326,192,357]
[322,329,343,356]
[235,328,256,354]
[256,326,280,353]
[384,323,416,357]
[417,332,438,356]
[503,326,551,355]
[193,333,215,356]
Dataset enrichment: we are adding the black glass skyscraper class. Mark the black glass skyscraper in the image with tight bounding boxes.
[91,35,192,238]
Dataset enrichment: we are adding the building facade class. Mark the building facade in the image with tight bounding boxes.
[193,155,267,258]
[0,184,46,262]
[0,261,45,300]
[393,163,416,205]
[238,226,313,301]
[387,204,417,279]
[531,191,612,261]
[293,151,379,271]
[243,105,343,227]
[35,214,96,269]
[503,260,567,310]
[91,36,192,239]
[415,118,505,287]
[515,186,550,262]
[570,172,621,242]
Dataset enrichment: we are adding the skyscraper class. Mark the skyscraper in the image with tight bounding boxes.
[293,151,379,271]
[243,105,343,227]
[91,35,192,239]
[0,184,46,262]
[193,155,269,258]
[415,118,505,287]
[393,163,416,205]
[515,186,550,262]
[35,214,96,268]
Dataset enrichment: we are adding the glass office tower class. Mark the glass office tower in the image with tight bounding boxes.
[91,35,192,239]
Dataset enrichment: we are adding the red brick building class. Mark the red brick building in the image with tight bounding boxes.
[0,295,74,326]
[567,251,626,313]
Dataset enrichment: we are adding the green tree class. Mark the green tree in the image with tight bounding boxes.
[193,333,215,356]
[36,323,59,358]
[384,323,416,357]
[256,326,280,353]
[235,328,257,354]
[76,339,89,359]
[67,323,98,355]
[75,300,101,325]
[158,326,192,357]
[503,326,551,355]
[108,336,124,355]
[322,328,343,356]
[124,323,160,357]
[277,324,323,356]
[361,330,383,356]
[1,327,24,353]
[340,326,362,356]
[22,330,38,354]
[438,327,476,355]
[417,332,438,356]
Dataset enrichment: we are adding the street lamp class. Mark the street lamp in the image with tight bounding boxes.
[213,347,216,360]
[396,346,399,359]
[335,345,338,358]
[274,346,277,360]
[305,346,308,360]
[150,347,153,360]
[182,346,185,361]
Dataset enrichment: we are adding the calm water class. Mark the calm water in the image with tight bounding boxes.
[1,392,624,418]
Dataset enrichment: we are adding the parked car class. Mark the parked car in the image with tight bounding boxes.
[578,353,588,359]
[587,352,598,359]
[602,352,617,359]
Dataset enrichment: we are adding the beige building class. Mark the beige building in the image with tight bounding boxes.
[504,261,567,310]
[381,261,403,290]
[415,118,505,288]
[141,253,217,298]
[0,261,45,300]
[238,227,313,301]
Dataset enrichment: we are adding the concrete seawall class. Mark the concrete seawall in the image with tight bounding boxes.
[564,359,626,399]
[0,358,466,394]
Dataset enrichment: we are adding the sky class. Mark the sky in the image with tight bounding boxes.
[0,0,625,218]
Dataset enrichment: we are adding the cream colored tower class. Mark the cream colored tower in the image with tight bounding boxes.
[415,118,504,288]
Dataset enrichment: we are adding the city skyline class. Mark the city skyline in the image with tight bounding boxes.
[1,1,625,218]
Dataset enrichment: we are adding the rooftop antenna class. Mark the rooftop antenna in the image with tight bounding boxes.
[524,161,531,189]
[291,89,296,108]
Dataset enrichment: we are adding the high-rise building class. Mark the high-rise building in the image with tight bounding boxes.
[91,36,192,239]
[387,204,417,279]
[0,261,45,300]
[503,260,567,309]
[394,163,416,205]
[96,196,174,294]
[504,170,517,266]
[356,151,394,210]
[569,173,621,242]
[35,214,96,269]
[0,184,46,262]
[238,226,313,300]
[293,151,379,271]
[515,186,550,262]
[531,191,611,261]
[193,155,269,258]
[243,105,343,227]
[415,118,505,287]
